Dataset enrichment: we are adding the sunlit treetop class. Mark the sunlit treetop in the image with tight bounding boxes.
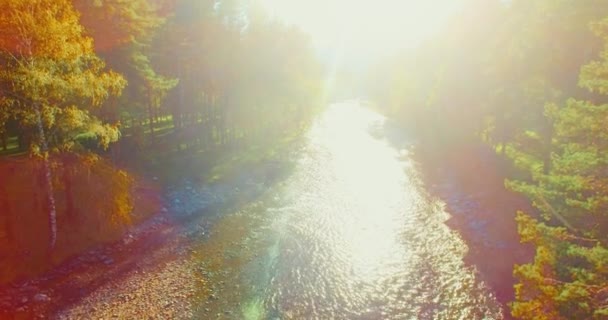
[73,0,169,52]
[0,0,93,59]
[0,0,126,152]
[580,16,608,94]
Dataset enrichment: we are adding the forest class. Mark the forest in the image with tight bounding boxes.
[2,0,608,319]
[371,0,608,318]
[0,0,322,283]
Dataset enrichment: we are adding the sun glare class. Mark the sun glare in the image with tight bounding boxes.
[258,0,463,56]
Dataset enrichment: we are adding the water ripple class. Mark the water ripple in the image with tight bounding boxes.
[235,103,503,319]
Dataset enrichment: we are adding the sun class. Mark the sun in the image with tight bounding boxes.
[257,0,464,56]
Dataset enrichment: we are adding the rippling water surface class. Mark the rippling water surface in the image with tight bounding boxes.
[200,102,503,319]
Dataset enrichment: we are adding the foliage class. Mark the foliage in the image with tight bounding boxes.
[372,1,608,318]
[507,17,608,318]
[73,0,166,52]
[149,0,323,152]
[0,0,324,277]
[0,0,126,152]
[512,213,608,319]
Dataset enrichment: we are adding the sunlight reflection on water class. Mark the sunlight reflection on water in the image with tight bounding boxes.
[237,102,503,319]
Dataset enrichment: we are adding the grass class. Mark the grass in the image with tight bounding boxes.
[151,128,305,186]
[205,136,300,182]
[0,136,23,157]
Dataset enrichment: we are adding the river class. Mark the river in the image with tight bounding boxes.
[192,102,504,319]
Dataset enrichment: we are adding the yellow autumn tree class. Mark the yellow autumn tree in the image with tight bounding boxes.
[0,0,132,253]
[0,0,126,153]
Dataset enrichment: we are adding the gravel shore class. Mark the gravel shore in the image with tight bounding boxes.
[57,255,200,320]
[0,174,269,320]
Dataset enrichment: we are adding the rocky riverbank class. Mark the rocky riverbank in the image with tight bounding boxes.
[0,160,278,319]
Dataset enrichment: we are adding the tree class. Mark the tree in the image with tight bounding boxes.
[72,0,165,52]
[369,2,608,317]
[74,0,179,151]
[0,0,126,249]
[0,0,126,153]
[509,15,608,319]
[131,46,178,142]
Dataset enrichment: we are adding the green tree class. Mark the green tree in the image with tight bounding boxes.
[74,0,178,150]
[509,15,608,319]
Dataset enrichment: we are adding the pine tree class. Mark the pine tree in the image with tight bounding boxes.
[74,0,177,149]
[510,16,608,319]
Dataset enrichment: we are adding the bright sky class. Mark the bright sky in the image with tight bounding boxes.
[257,0,464,59]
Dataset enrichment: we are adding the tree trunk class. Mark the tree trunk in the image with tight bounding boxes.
[147,86,155,145]
[62,156,76,221]
[1,132,6,151]
[542,128,553,175]
[17,132,25,151]
[0,187,15,243]
[175,60,185,130]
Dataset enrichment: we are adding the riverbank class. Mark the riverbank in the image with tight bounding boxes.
[413,144,534,318]
[0,146,296,319]
[0,154,164,285]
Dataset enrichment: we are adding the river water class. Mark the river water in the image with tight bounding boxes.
[195,102,504,319]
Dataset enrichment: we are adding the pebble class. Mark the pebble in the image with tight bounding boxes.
[123,235,134,245]
[33,293,50,303]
